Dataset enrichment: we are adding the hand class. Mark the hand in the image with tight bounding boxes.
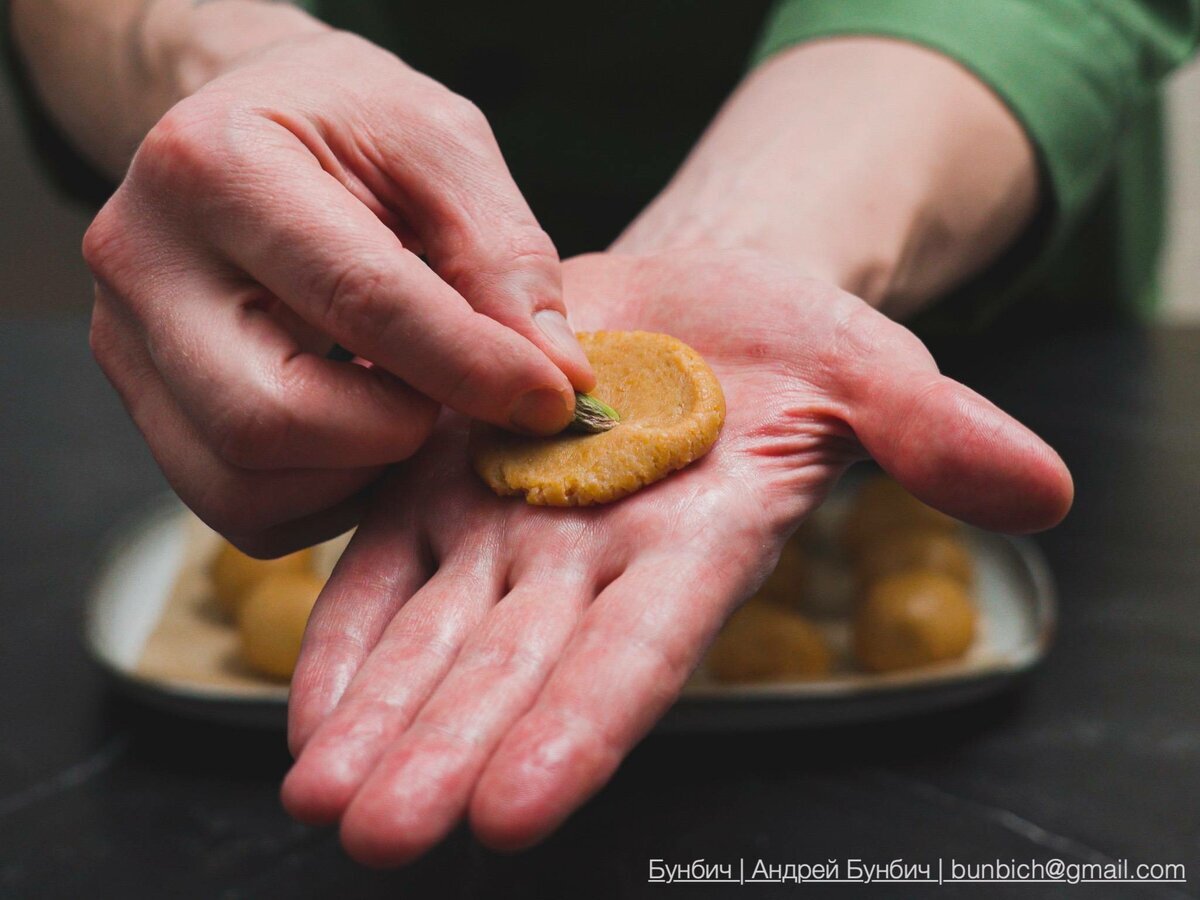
[84,24,593,555]
[280,250,1072,865]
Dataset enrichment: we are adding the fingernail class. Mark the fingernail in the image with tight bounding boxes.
[534,309,594,381]
[510,387,573,435]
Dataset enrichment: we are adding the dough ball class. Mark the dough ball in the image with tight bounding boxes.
[210,542,315,618]
[471,331,725,505]
[842,475,958,558]
[706,600,832,683]
[236,571,325,679]
[855,529,974,587]
[853,571,977,673]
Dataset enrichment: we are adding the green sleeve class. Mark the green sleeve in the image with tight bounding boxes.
[753,1,1199,332]
[753,0,1199,250]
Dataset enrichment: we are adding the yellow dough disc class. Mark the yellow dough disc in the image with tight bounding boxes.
[853,571,977,673]
[706,600,832,683]
[236,571,325,679]
[210,542,316,618]
[470,331,725,505]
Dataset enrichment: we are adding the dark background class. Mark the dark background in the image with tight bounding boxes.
[2,23,1199,900]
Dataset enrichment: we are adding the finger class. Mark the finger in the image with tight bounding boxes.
[832,303,1073,532]
[469,547,741,851]
[281,534,505,825]
[224,491,368,559]
[391,107,596,392]
[286,500,431,757]
[338,573,592,867]
[90,292,378,552]
[186,126,579,434]
[130,275,440,470]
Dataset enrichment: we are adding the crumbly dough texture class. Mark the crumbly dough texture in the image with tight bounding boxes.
[471,331,725,506]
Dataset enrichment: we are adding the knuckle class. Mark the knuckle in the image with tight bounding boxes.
[320,28,377,59]
[322,264,397,344]
[82,200,173,319]
[491,227,560,280]
[438,226,560,314]
[209,399,289,469]
[81,204,123,277]
[133,101,231,190]
[440,335,493,407]
[823,300,938,405]
[507,226,559,265]
[432,93,492,142]
[385,401,439,460]
[819,299,887,386]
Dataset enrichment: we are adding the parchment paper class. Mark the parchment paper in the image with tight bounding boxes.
[135,516,349,694]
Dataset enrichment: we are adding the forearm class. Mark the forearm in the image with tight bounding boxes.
[613,38,1038,318]
[10,0,324,180]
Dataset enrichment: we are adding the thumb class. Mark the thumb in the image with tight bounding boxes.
[841,315,1073,533]
[428,219,597,395]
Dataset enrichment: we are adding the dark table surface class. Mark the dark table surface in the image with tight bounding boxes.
[1,318,1197,899]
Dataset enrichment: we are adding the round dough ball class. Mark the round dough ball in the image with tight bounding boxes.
[210,542,315,618]
[236,572,325,679]
[842,476,958,558]
[853,571,977,673]
[471,331,725,505]
[706,600,832,683]
[855,529,974,587]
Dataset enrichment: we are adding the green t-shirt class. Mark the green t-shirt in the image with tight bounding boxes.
[8,0,1199,333]
[294,0,1200,333]
[751,0,1199,333]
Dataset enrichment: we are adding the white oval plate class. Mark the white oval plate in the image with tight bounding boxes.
[84,494,1056,731]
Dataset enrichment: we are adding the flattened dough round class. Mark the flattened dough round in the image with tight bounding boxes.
[470,331,725,505]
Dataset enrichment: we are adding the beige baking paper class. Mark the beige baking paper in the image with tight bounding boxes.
[136,516,349,695]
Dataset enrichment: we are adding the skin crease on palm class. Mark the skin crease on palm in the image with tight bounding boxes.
[280,250,1074,867]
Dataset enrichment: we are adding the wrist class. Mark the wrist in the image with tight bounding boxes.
[613,38,1037,318]
[138,0,328,112]
[610,185,910,308]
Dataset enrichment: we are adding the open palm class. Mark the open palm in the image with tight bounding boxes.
[280,250,1072,865]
